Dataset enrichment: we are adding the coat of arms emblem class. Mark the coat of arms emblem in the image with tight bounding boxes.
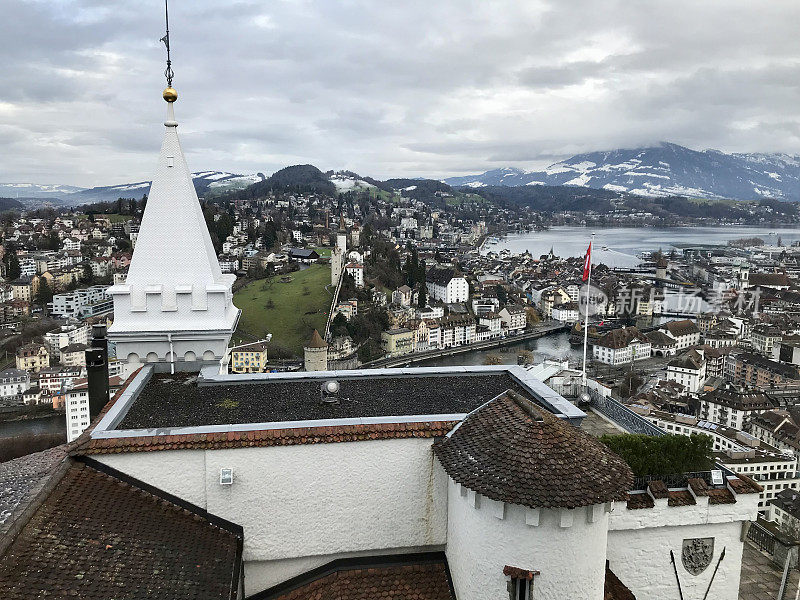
[682,537,714,575]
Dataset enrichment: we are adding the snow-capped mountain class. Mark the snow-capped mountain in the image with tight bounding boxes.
[0,182,86,199]
[444,167,528,188]
[444,143,800,200]
[57,171,264,205]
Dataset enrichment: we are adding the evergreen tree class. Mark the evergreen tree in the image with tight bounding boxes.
[35,279,53,306]
[82,263,93,284]
[3,245,20,281]
[495,284,508,306]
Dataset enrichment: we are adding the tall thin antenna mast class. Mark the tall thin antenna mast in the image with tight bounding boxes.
[160,0,174,88]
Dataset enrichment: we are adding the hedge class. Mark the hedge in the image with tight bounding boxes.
[599,433,714,477]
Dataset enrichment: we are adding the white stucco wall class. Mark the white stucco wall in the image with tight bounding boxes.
[607,493,758,600]
[608,521,743,600]
[244,544,444,593]
[445,479,609,600]
[98,449,207,506]
[97,437,448,595]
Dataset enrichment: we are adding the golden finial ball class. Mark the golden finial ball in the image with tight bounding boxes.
[163,87,178,102]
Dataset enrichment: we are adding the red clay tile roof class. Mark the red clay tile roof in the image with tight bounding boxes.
[433,391,633,509]
[730,474,762,494]
[255,557,454,600]
[667,490,696,507]
[605,565,636,600]
[749,273,792,288]
[0,459,241,599]
[687,478,709,496]
[626,493,654,510]
[663,319,700,337]
[595,327,648,349]
[647,480,669,499]
[707,488,737,505]
[76,420,458,455]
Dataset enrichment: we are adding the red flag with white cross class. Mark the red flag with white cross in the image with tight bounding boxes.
[582,241,592,282]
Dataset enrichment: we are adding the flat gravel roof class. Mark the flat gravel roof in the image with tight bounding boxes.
[116,372,527,430]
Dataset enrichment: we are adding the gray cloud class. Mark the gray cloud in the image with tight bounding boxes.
[1,0,799,186]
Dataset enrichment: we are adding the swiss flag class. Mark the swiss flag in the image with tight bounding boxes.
[582,241,592,282]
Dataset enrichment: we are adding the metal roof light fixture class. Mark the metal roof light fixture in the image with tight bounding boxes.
[321,380,340,404]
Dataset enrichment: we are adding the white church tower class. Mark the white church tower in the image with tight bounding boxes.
[108,83,240,372]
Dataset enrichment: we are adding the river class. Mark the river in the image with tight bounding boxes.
[416,331,583,367]
[484,225,800,268]
[0,413,65,439]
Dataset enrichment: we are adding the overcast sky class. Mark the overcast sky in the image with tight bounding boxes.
[2,0,800,187]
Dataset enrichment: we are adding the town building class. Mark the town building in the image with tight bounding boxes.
[749,272,792,290]
[659,319,701,350]
[230,342,269,374]
[381,327,414,357]
[43,323,90,360]
[426,268,469,304]
[765,489,800,536]
[593,327,652,366]
[498,304,527,335]
[392,285,414,307]
[0,368,29,402]
[471,295,500,316]
[725,351,800,388]
[439,315,476,348]
[698,385,775,430]
[334,298,358,321]
[10,277,39,302]
[47,286,112,320]
[751,324,782,357]
[778,340,800,367]
[666,349,707,393]
[62,376,131,443]
[38,366,84,394]
[16,343,50,373]
[344,262,364,288]
[478,313,502,340]
[59,343,88,367]
[287,248,320,263]
[551,302,580,324]
[646,330,678,357]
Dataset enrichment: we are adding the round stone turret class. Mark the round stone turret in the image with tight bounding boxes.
[304,329,328,372]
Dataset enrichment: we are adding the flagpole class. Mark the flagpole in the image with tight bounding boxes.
[582,233,595,387]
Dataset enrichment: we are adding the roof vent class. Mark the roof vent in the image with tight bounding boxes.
[321,380,340,404]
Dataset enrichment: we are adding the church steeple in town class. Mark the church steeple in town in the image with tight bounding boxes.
[108,4,239,372]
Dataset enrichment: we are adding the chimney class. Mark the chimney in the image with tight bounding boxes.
[86,325,110,418]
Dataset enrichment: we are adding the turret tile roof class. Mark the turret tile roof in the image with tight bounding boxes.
[433,390,632,509]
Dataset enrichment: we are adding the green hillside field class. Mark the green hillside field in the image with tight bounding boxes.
[233,263,331,357]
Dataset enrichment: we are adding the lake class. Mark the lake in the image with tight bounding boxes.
[485,225,800,268]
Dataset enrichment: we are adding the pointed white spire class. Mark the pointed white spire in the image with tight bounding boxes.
[108,96,239,371]
[125,102,224,288]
